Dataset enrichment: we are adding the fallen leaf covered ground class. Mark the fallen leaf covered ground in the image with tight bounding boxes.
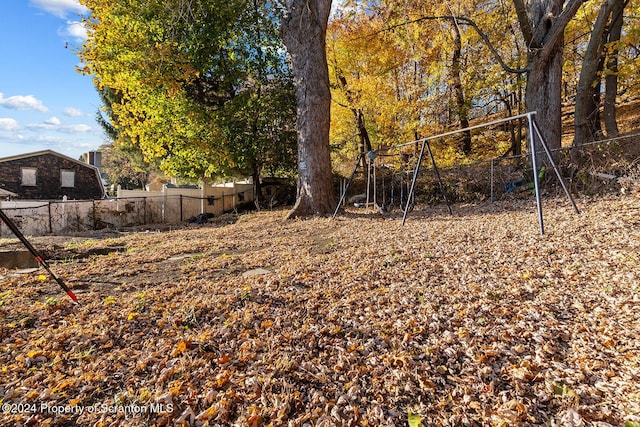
[0,194,639,426]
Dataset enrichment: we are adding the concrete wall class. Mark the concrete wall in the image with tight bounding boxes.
[118,181,255,220]
[0,181,255,237]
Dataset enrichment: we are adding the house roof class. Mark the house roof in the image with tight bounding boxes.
[0,149,95,169]
[0,149,106,199]
[0,188,18,197]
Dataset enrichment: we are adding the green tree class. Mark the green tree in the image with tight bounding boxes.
[219,0,298,204]
[99,143,150,190]
[220,76,297,204]
[79,0,296,183]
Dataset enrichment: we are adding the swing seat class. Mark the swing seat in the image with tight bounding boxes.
[347,193,367,204]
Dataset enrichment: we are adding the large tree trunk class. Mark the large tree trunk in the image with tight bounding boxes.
[281,0,335,218]
[522,0,564,152]
[574,0,612,145]
[526,41,564,152]
[604,0,626,137]
[513,0,583,152]
[451,21,472,155]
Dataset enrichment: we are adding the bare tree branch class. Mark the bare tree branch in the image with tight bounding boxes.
[538,0,585,63]
[512,0,534,47]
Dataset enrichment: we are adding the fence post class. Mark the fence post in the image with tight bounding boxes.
[200,178,207,215]
[180,195,183,222]
[162,191,166,223]
[490,158,495,203]
[48,202,53,234]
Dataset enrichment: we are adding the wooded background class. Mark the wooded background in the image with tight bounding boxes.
[77,0,640,212]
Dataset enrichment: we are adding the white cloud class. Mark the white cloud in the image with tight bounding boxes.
[0,92,49,112]
[63,107,84,117]
[60,124,92,133]
[0,118,19,131]
[27,118,93,134]
[45,116,61,126]
[36,135,66,144]
[0,133,25,143]
[30,0,89,19]
[61,20,88,42]
[27,123,56,131]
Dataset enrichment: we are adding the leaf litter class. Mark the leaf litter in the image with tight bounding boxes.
[0,194,638,426]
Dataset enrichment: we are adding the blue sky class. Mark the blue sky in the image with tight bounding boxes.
[0,0,103,160]
[0,1,348,162]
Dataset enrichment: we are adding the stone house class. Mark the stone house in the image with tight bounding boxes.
[0,150,105,200]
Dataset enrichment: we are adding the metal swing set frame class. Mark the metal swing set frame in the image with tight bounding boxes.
[333,111,580,235]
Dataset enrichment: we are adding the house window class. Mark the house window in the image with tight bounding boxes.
[21,168,37,186]
[61,169,75,188]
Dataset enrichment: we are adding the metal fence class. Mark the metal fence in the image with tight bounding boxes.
[337,133,640,210]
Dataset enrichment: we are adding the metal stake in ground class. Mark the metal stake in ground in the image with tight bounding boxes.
[0,209,79,303]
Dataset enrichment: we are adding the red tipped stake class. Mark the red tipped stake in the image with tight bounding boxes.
[0,209,79,304]
[66,290,79,303]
